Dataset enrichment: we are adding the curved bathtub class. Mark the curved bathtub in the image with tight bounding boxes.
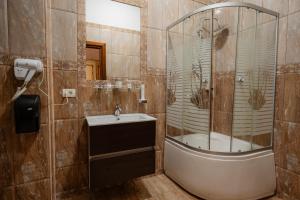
[164,138,276,200]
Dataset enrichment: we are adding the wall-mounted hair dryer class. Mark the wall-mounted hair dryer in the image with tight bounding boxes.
[11,58,44,101]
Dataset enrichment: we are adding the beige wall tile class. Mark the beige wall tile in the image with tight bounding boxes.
[179,0,194,18]
[56,165,80,193]
[98,90,115,114]
[55,119,79,167]
[86,24,101,42]
[53,102,78,121]
[193,0,206,9]
[144,75,166,114]
[126,90,140,113]
[77,164,88,188]
[275,74,285,121]
[14,125,50,184]
[148,0,163,29]
[155,150,163,173]
[118,89,137,113]
[76,15,86,72]
[51,0,77,13]
[215,35,237,72]
[286,12,300,64]
[278,17,287,65]
[113,0,143,7]
[276,167,300,199]
[8,0,46,57]
[283,73,300,123]
[111,54,130,78]
[153,113,166,152]
[78,86,101,117]
[78,0,85,15]
[163,0,179,29]
[130,33,140,56]
[263,0,289,17]
[286,140,300,174]
[52,9,77,62]
[0,66,14,122]
[78,120,88,163]
[0,186,14,200]
[111,30,131,55]
[128,56,141,79]
[289,0,300,14]
[0,0,8,54]
[147,28,165,69]
[242,0,262,6]
[15,179,51,200]
[0,121,13,188]
[106,53,112,78]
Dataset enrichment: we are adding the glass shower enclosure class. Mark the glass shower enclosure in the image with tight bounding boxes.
[166,2,279,153]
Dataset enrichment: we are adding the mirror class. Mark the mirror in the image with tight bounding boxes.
[86,0,141,80]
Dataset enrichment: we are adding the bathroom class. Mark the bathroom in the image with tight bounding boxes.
[0,0,298,199]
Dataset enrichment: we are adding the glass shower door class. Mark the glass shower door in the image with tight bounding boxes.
[231,8,277,152]
[166,23,185,142]
[181,10,213,150]
[210,7,239,152]
[166,10,213,151]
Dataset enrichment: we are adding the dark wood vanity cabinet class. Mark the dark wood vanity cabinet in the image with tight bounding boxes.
[88,121,156,191]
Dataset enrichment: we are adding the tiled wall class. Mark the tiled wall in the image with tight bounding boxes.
[50,0,87,196]
[212,72,235,136]
[0,0,52,199]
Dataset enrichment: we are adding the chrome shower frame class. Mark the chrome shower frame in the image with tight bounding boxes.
[167,2,279,31]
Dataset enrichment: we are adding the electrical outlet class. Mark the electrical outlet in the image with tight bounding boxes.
[62,89,76,98]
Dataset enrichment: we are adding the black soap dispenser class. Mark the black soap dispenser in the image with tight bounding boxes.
[14,95,41,133]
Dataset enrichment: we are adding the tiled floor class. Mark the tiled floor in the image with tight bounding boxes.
[58,174,281,200]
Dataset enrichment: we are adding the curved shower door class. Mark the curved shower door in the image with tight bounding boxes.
[210,6,239,152]
[166,3,278,154]
[166,9,213,151]
[231,8,278,152]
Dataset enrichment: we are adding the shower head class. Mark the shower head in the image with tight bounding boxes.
[214,27,229,50]
[196,17,229,50]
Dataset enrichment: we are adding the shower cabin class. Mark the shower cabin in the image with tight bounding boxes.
[164,2,279,200]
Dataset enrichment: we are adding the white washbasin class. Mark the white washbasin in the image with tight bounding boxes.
[86,113,156,126]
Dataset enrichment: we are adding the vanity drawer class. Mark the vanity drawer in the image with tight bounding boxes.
[89,121,155,156]
[89,149,155,190]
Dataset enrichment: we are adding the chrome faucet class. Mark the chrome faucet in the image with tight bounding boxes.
[114,104,122,120]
